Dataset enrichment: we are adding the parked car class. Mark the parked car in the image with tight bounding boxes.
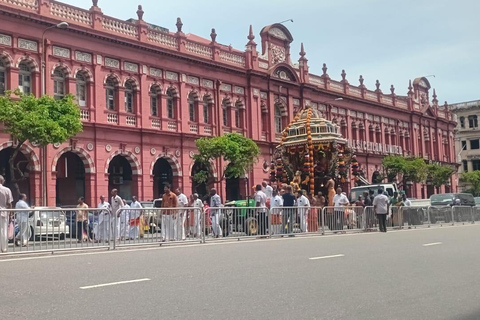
[30,207,69,240]
[429,193,475,223]
[349,183,398,203]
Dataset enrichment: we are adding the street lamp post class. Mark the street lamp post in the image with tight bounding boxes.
[40,21,68,206]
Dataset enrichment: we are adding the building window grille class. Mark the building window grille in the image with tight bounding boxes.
[76,73,87,107]
[53,68,66,100]
[18,62,31,95]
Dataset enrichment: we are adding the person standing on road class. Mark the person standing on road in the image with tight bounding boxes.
[255,184,268,236]
[15,193,31,247]
[192,193,204,238]
[331,187,349,232]
[129,196,143,240]
[281,185,296,235]
[110,189,124,241]
[175,188,188,241]
[0,175,13,252]
[161,184,177,241]
[296,190,310,233]
[96,195,111,242]
[209,188,222,238]
[271,190,283,235]
[262,181,273,208]
[325,176,335,207]
[373,188,390,233]
[119,199,130,240]
[76,197,90,242]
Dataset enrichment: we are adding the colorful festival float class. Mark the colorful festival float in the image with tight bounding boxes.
[270,105,366,196]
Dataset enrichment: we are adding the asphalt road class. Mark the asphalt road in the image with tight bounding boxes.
[1,225,480,320]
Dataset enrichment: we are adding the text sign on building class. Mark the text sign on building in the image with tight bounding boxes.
[347,139,403,155]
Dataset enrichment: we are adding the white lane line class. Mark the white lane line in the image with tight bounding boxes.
[80,278,150,290]
[423,242,443,247]
[309,254,345,260]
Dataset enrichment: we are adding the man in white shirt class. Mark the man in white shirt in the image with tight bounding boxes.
[373,188,390,232]
[0,175,13,253]
[270,190,283,235]
[296,190,310,233]
[96,195,111,242]
[262,181,273,207]
[175,188,188,241]
[119,199,130,240]
[331,187,349,231]
[192,193,204,238]
[255,184,267,236]
[129,196,143,240]
[110,189,124,240]
[209,188,222,238]
[15,193,31,247]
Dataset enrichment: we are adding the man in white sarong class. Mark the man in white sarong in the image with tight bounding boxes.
[161,184,178,241]
[297,190,310,233]
[175,188,188,241]
[110,189,124,241]
[129,196,143,240]
[96,195,111,242]
[209,188,222,238]
[192,193,204,238]
[15,193,31,247]
[0,175,13,253]
[119,199,130,240]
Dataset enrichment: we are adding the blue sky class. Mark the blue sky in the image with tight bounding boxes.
[63,0,480,104]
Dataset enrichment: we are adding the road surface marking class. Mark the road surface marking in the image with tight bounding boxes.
[309,254,345,260]
[423,242,443,247]
[80,278,150,290]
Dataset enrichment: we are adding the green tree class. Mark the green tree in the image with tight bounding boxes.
[193,133,260,183]
[382,155,407,182]
[0,90,83,198]
[427,164,455,193]
[460,171,480,196]
[404,157,428,183]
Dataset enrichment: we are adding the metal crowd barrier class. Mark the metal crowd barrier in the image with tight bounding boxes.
[2,204,479,255]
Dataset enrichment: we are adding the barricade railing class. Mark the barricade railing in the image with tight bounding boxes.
[113,207,204,248]
[214,206,269,240]
[452,206,475,225]
[428,205,453,226]
[402,205,429,228]
[321,206,365,234]
[1,208,109,254]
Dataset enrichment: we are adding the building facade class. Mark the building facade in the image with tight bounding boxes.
[0,0,457,206]
[450,100,480,192]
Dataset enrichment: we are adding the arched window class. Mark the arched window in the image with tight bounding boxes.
[75,72,87,107]
[18,61,31,95]
[203,95,210,124]
[222,100,229,126]
[0,60,6,95]
[124,80,135,113]
[105,76,118,110]
[53,68,66,100]
[274,105,283,134]
[150,85,161,117]
[188,93,196,122]
[166,88,175,119]
[234,102,242,128]
[468,115,478,128]
[459,116,465,129]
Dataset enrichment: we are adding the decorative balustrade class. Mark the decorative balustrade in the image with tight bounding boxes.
[309,75,324,87]
[102,16,138,38]
[167,121,177,131]
[185,41,213,58]
[275,133,282,142]
[223,127,231,133]
[1,0,37,10]
[383,96,393,105]
[261,132,267,141]
[396,99,408,109]
[189,124,198,133]
[204,126,212,135]
[147,30,177,49]
[330,81,344,92]
[80,109,89,121]
[349,87,362,97]
[219,50,245,67]
[151,119,161,129]
[50,1,92,26]
[107,113,118,124]
[126,116,136,126]
[365,91,378,101]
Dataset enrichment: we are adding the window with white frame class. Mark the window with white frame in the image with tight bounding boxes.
[166,89,175,119]
[75,73,87,107]
[203,96,210,124]
[124,80,135,113]
[53,68,66,100]
[0,60,6,95]
[150,86,160,117]
[105,77,117,110]
[18,62,31,95]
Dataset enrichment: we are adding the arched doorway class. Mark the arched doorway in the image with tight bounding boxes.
[0,147,31,200]
[153,158,173,199]
[55,152,85,206]
[108,156,133,200]
[191,161,213,201]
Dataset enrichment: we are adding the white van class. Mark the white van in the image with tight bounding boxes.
[349,184,398,203]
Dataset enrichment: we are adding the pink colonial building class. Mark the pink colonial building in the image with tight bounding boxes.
[0,0,457,206]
